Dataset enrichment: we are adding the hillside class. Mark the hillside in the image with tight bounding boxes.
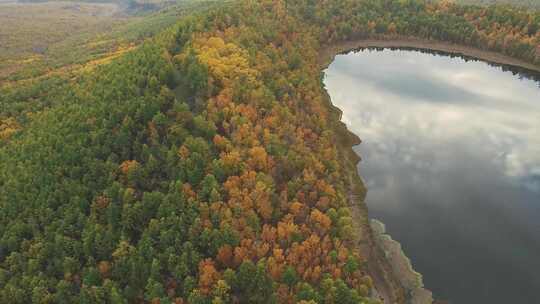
[1,0,539,303]
[0,0,217,83]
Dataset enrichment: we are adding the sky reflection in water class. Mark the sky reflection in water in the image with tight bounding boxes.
[324,49,540,304]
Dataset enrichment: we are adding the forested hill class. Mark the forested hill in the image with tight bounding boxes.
[1,1,539,303]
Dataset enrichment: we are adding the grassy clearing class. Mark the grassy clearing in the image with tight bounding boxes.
[0,0,214,84]
[0,1,127,81]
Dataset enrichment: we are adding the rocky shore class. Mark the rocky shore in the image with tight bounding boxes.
[370,220,434,304]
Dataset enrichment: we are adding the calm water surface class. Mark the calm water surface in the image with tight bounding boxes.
[324,49,540,304]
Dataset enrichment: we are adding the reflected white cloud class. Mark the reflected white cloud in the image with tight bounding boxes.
[326,49,540,183]
[324,49,540,304]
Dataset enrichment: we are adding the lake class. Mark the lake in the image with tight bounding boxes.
[324,48,540,304]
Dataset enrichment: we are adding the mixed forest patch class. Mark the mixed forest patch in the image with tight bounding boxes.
[0,0,539,303]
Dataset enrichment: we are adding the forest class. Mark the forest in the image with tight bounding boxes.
[1,0,539,303]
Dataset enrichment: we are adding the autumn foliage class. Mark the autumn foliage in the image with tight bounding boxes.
[1,0,538,303]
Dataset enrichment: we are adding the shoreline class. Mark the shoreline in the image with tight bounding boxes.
[319,37,540,73]
[371,220,433,304]
[316,36,540,304]
[318,39,411,304]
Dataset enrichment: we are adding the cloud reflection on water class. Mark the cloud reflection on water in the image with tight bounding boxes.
[324,49,540,304]
[327,49,540,183]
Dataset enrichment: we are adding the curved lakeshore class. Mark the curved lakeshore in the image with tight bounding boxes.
[318,40,436,304]
[320,41,540,304]
[319,37,540,73]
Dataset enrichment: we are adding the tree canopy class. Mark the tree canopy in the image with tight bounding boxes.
[1,0,538,303]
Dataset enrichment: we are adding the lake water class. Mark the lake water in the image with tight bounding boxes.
[324,48,540,304]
